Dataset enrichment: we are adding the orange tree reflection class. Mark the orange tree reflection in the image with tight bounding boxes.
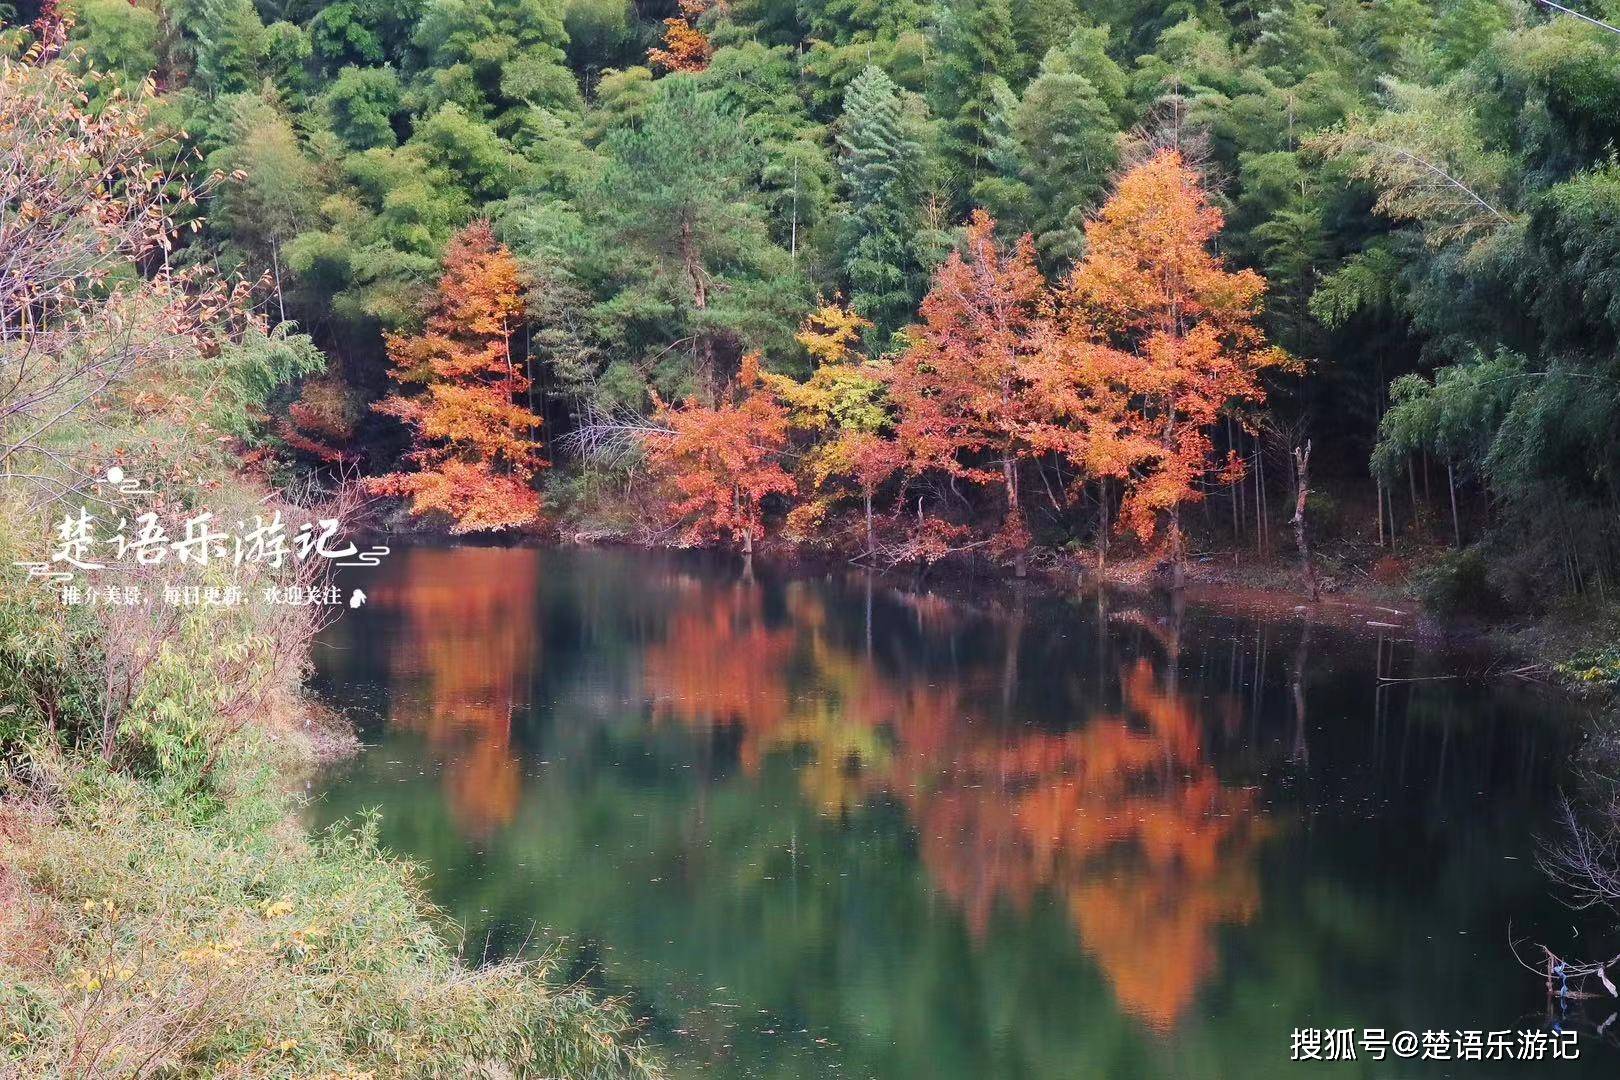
[640,579,1273,1028]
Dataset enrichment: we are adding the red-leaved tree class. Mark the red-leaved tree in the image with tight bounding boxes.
[646,352,794,552]
[367,222,545,532]
[885,211,1051,563]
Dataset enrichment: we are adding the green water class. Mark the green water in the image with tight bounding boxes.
[310,544,1617,1078]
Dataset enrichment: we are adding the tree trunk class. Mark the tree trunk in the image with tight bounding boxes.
[1254,435,1266,556]
[1292,440,1319,601]
[789,157,800,265]
[1169,508,1185,590]
[1037,455,1063,512]
[734,481,750,556]
[864,488,875,557]
[1003,456,1026,578]
[271,243,286,326]
[1447,460,1461,546]
[1407,456,1419,533]
[1228,419,1240,562]
[1375,477,1386,548]
[1235,421,1247,543]
[680,217,714,398]
[1097,477,1109,569]
[1250,440,1263,557]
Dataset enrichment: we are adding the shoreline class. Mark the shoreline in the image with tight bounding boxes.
[372,527,1617,691]
[381,525,1471,633]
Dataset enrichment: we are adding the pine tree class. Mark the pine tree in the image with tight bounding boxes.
[929,0,1016,203]
[837,65,927,349]
[596,77,779,399]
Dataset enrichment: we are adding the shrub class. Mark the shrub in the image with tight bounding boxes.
[0,487,331,801]
[1556,645,1620,690]
[1411,545,1502,617]
[0,504,103,759]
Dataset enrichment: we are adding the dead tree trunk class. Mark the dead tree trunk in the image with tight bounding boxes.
[1292,440,1319,601]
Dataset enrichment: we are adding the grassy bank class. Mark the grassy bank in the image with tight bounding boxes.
[0,488,659,1079]
[1,750,657,1078]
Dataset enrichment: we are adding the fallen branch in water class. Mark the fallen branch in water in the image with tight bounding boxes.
[1497,662,1553,683]
[1548,950,1619,1000]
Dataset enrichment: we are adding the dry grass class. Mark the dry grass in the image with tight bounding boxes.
[0,750,659,1079]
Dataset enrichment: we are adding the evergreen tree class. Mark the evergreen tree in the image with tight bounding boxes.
[929,0,1016,203]
[206,93,326,323]
[967,78,1031,235]
[594,77,795,399]
[1011,32,1124,263]
[323,64,404,151]
[181,0,270,95]
[69,0,161,87]
[1008,0,1078,82]
[798,0,926,45]
[410,0,580,124]
[837,65,927,349]
[307,0,424,71]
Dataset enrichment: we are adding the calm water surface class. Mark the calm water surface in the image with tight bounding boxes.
[310,545,1617,1078]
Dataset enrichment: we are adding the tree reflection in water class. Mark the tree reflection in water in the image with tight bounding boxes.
[314,547,1600,1080]
[639,578,1270,1029]
[370,546,537,836]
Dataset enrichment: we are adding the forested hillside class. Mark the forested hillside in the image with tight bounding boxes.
[11,0,1620,608]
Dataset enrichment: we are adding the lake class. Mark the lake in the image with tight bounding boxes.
[309,544,1617,1078]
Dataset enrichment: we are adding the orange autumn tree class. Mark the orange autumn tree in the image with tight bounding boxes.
[648,0,716,73]
[646,352,794,552]
[1062,149,1290,582]
[885,211,1052,563]
[368,222,545,532]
